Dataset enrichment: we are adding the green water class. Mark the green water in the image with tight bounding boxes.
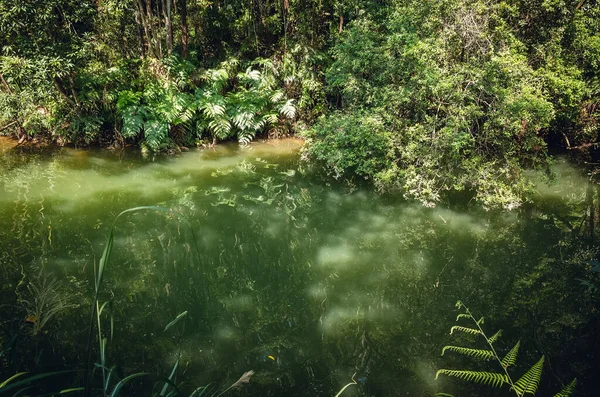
[0,139,598,396]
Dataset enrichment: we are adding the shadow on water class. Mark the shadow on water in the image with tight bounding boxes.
[0,140,599,396]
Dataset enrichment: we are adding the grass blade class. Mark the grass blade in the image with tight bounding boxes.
[164,311,188,332]
[109,373,180,397]
[0,370,77,395]
[0,372,28,388]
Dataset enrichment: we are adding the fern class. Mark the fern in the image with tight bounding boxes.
[455,313,470,321]
[436,370,508,388]
[449,325,481,336]
[280,99,296,119]
[191,57,297,145]
[553,379,577,397]
[501,341,520,368]
[436,301,575,397]
[143,120,169,151]
[121,107,144,138]
[488,329,503,344]
[512,356,544,396]
[441,346,494,361]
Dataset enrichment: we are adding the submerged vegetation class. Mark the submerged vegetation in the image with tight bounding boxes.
[0,145,599,396]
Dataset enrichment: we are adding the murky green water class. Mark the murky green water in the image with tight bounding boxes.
[1,138,598,396]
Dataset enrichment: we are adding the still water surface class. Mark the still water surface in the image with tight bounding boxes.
[0,138,597,396]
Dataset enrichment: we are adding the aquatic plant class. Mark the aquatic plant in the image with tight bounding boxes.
[436,300,576,397]
[334,373,358,397]
[19,274,73,336]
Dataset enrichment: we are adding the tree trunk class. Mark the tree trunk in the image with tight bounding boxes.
[143,0,161,58]
[0,72,11,93]
[162,0,173,55]
[180,0,189,59]
[134,5,146,58]
[586,182,595,243]
[54,77,77,108]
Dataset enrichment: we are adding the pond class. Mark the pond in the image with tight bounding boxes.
[0,138,598,396]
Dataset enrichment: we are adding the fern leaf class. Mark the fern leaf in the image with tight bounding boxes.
[455,313,470,321]
[553,379,576,397]
[513,356,545,395]
[441,346,494,361]
[501,341,520,368]
[279,99,296,119]
[488,329,503,344]
[245,68,261,81]
[270,91,284,103]
[203,103,226,119]
[143,120,169,151]
[208,117,231,140]
[436,370,508,388]
[238,129,255,145]
[450,326,482,336]
[476,317,484,325]
[121,107,144,138]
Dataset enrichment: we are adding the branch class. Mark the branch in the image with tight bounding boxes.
[567,142,599,151]
[0,121,18,133]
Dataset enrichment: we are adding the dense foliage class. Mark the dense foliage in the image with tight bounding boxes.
[0,0,599,206]
[306,0,600,208]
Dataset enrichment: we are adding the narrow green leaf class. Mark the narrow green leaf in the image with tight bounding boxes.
[0,372,28,388]
[164,311,188,332]
[109,373,180,397]
[159,359,179,397]
[60,387,85,394]
[0,370,77,394]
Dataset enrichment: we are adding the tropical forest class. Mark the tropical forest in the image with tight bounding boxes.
[0,0,599,396]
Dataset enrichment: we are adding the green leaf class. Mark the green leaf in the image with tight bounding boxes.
[0,372,28,388]
[109,373,180,397]
[449,325,482,336]
[441,346,494,361]
[280,99,296,119]
[0,370,77,394]
[553,378,576,397]
[455,313,470,321]
[164,311,188,332]
[501,341,520,368]
[488,329,503,344]
[513,356,545,395]
[436,369,508,388]
[159,359,179,397]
